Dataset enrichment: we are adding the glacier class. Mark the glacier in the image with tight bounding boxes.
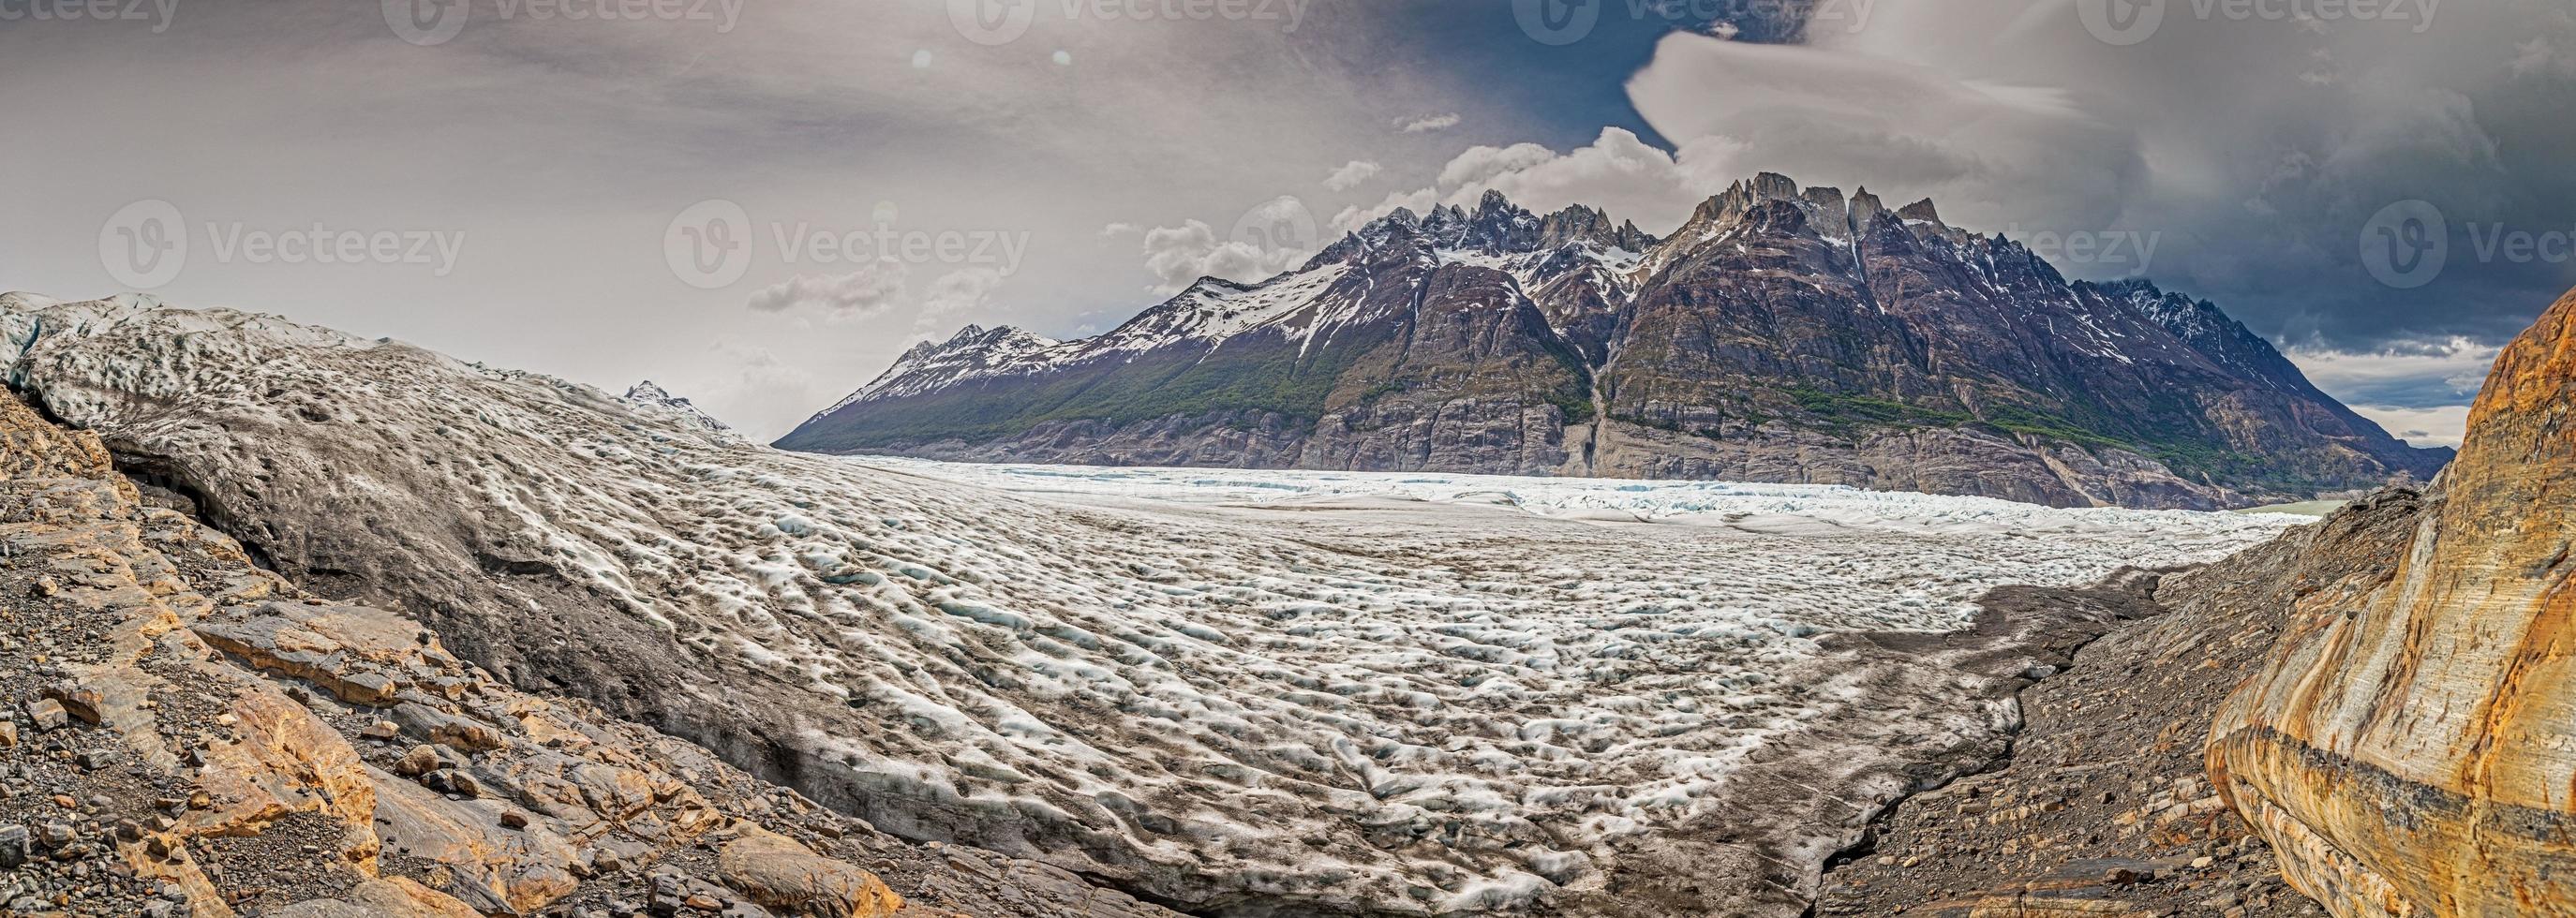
[0,292,2305,916]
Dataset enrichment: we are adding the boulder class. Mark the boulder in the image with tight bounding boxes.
[718,826,904,918]
[24,698,67,733]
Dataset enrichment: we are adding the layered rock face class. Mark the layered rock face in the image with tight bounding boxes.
[0,390,1171,917]
[783,176,2449,511]
[2210,286,2576,915]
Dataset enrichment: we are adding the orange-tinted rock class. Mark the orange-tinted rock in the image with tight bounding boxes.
[719,824,906,917]
[2211,285,2576,916]
[266,877,485,917]
[0,391,121,483]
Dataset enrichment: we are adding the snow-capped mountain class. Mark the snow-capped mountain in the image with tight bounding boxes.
[1,291,2301,916]
[621,378,738,438]
[781,175,2451,511]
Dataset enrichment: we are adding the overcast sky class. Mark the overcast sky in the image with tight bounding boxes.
[5,0,2571,446]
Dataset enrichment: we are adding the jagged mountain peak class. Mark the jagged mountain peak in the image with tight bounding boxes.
[1537,204,1660,253]
[1686,171,1806,211]
[822,321,1069,414]
[1747,170,1801,199]
[1417,190,1542,253]
[2079,278,2228,339]
[2072,277,2331,398]
[622,378,679,402]
[1682,172,1964,245]
[924,322,1059,356]
[1800,185,1849,220]
[1850,187,1887,229]
[620,378,737,437]
[1177,274,1257,295]
[1370,206,1422,230]
[1683,171,1839,236]
[1335,192,1657,265]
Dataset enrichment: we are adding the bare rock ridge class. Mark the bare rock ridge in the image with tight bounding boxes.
[2210,284,2576,915]
[781,174,2449,511]
[0,321,1175,915]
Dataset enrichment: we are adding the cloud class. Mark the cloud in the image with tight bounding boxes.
[0,1,1482,433]
[915,268,1007,334]
[2347,405,2474,449]
[747,264,909,314]
[1399,112,1462,134]
[1333,127,1728,235]
[683,337,832,442]
[2281,334,2494,447]
[2286,337,2502,409]
[1627,34,2143,237]
[1131,209,1314,295]
[1435,142,1561,188]
[1323,160,1382,191]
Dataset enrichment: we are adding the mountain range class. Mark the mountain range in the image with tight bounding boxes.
[777,174,2451,510]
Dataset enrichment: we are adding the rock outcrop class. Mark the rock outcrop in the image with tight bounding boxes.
[0,390,1175,917]
[2209,285,2576,916]
[1816,490,2429,917]
[618,381,737,440]
[782,177,2449,511]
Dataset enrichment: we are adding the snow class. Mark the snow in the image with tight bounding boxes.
[2,292,2313,914]
[1437,244,1644,306]
[1097,264,1354,352]
[829,325,1077,407]
[815,265,1362,412]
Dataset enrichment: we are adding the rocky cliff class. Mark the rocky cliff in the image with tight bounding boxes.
[782,177,2450,511]
[2209,285,2576,916]
[0,388,1175,918]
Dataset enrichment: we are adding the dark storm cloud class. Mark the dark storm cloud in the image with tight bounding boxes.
[1633,0,2576,354]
